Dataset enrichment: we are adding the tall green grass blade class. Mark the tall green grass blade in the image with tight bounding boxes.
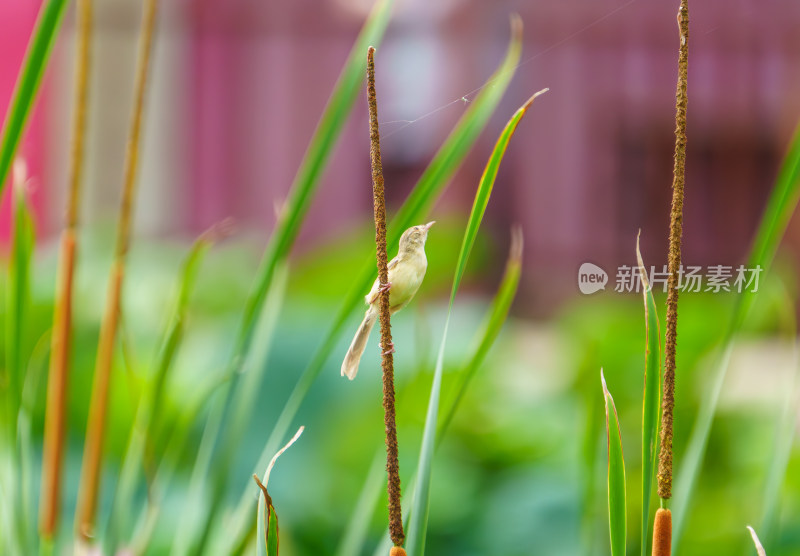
[406,87,544,556]
[636,235,661,556]
[756,341,800,549]
[173,259,289,555]
[0,474,11,553]
[446,88,543,300]
[105,233,215,551]
[177,2,394,553]
[4,163,35,442]
[204,261,289,554]
[342,235,523,556]
[0,0,69,194]
[229,15,527,546]
[256,494,270,556]
[602,370,627,556]
[255,427,303,556]
[388,24,527,247]
[741,123,800,326]
[129,370,235,554]
[235,0,392,360]
[438,227,523,438]
[673,120,800,547]
[2,165,35,555]
[256,499,278,556]
[19,333,50,554]
[267,505,279,556]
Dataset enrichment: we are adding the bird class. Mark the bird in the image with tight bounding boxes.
[341,221,435,380]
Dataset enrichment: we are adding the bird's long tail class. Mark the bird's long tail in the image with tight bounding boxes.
[341,306,377,380]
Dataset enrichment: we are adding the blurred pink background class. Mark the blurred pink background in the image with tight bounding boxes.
[2,0,800,312]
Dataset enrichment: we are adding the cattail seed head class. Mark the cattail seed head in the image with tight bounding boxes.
[652,508,672,556]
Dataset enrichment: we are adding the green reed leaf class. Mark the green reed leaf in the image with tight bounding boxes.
[406,84,544,556]
[176,2,394,553]
[673,121,800,547]
[105,231,215,551]
[636,235,661,555]
[0,0,69,195]
[602,370,627,556]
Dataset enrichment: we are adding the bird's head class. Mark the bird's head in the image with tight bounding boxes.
[398,221,435,253]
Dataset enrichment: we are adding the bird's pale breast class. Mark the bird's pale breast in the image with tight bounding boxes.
[365,252,427,313]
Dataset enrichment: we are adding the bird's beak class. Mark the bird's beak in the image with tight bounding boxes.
[423,221,436,231]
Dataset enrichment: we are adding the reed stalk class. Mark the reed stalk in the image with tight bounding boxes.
[75,0,159,538]
[367,46,406,553]
[40,0,92,538]
[658,0,690,504]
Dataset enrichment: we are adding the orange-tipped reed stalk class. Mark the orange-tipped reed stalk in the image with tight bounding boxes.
[75,0,159,539]
[658,0,690,504]
[367,46,405,551]
[39,0,92,538]
[653,3,689,555]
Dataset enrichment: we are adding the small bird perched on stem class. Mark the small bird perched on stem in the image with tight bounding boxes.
[341,221,435,380]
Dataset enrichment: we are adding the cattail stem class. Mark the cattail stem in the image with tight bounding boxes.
[367,45,405,549]
[40,0,92,538]
[658,0,689,503]
[75,0,159,538]
[66,0,92,230]
[40,231,77,536]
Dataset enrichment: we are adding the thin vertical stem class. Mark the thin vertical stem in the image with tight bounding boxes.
[66,0,91,231]
[115,0,158,260]
[658,0,689,503]
[367,46,405,551]
[40,0,92,538]
[75,0,159,539]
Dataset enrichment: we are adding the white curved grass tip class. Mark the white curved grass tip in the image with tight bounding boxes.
[747,525,766,556]
[635,230,652,292]
[262,426,304,488]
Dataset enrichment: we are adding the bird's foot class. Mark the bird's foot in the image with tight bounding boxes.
[369,282,393,304]
[380,341,395,356]
[378,281,392,295]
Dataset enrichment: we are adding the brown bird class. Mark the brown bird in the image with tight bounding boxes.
[341,222,434,380]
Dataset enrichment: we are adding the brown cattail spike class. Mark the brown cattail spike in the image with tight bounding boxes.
[40,231,77,536]
[390,547,408,556]
[652,508,672,556]
[658,0,689,501]
[40,0,93,538]
[75,0,160,538]
[367,46,405,548]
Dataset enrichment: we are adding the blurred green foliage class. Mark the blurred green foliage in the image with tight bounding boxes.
[1,221,799,554]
